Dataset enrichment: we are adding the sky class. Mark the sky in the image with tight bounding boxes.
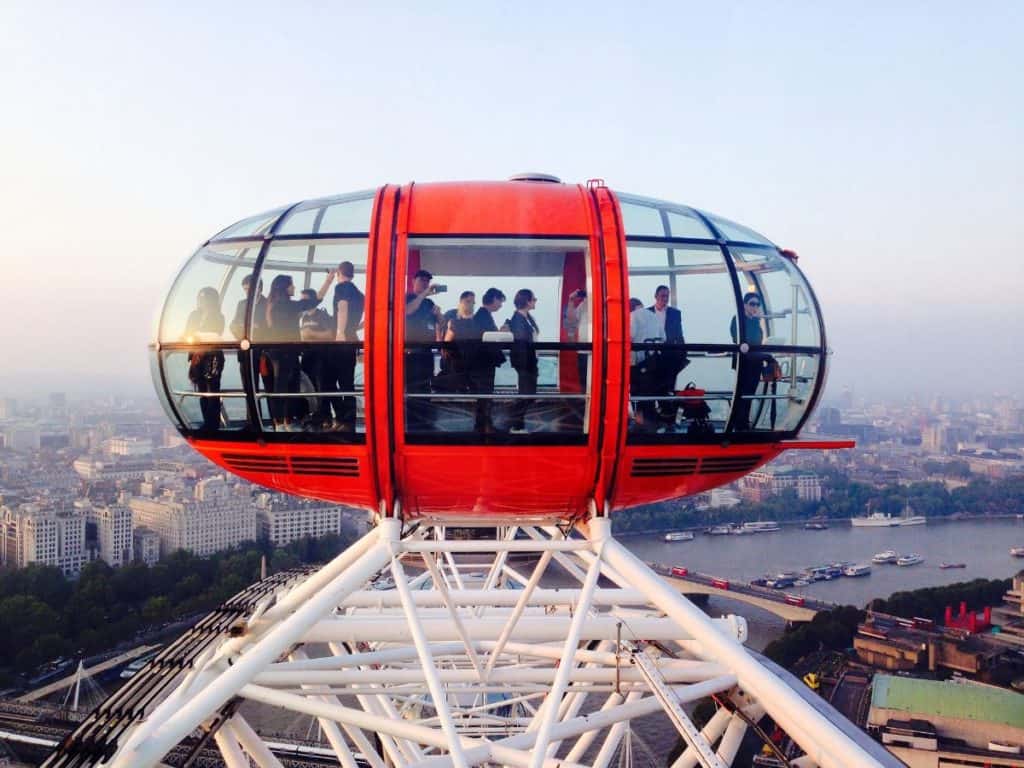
[0,2,1021,400]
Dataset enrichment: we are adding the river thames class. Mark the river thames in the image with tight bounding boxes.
[621,517,1024,648]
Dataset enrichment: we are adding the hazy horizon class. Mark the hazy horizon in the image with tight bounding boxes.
[2,3,1021,402]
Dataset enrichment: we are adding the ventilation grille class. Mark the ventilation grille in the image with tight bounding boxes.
[222,454,288,474]
[698,455,762,475]
[631,455,762,478]
[222,454,359,478]
[631,458,699,477]
[291,457,359,477]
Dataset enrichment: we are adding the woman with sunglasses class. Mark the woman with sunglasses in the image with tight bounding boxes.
[730,292,768,430]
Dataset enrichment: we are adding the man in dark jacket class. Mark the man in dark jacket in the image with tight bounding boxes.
[229,274,268,424]
[648,285,687,424]
[471,288,507,433]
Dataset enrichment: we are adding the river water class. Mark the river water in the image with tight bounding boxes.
[622,517,1024,648]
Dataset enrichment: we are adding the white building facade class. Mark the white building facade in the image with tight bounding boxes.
[255,494,344,546]
[0,503,86,576]
[129,476,258,557]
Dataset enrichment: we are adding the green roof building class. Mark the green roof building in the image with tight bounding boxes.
[869,674,1024,761]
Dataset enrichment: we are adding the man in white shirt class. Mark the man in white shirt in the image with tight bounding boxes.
[630,298,664,426]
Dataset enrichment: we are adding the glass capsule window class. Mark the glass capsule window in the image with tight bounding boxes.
[402,238,591,444]
[153,192,373,441]
[617,191,825,443]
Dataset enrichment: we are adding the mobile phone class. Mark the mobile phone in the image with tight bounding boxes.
[433,284,448,293]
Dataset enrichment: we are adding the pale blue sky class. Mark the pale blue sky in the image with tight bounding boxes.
[1,2,1021,398]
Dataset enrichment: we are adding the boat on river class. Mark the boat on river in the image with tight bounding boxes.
[742,521,781,533]
[872,550,898,564]
[897,553,924,567]
[1011,546,1024,557]
[706,525,732,536]
[843,563,872,577]
[804,520,828,530]
[663,531,694,542]
[940,562,966,569]
[851,512,899,528]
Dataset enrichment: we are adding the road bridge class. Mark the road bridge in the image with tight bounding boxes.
[649,562,834,622]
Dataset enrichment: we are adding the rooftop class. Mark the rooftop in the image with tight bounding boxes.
[871,674,1024,730]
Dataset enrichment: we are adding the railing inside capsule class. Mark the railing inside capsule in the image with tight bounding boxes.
[402,341,590,442]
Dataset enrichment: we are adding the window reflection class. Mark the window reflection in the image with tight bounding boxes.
[403,239,591,442]
[160,242,259,344]
[730,247,820,347]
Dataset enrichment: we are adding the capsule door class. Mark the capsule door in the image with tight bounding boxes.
[387,181,607,521]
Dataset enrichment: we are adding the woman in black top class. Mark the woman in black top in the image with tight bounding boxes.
[730,291,769,430]
[508,289,539,433]
[264,272,335,430]
[185,286,226,431]
[442,291,478,395]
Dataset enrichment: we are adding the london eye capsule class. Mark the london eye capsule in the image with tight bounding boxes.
[151,177,849,520]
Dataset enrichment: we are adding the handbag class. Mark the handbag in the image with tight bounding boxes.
[678,382,711,420]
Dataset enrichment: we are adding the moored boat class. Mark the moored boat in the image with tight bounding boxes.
[706,525,732,536]
[742,521,781,533]
[939,562,966,569]
[664,531,694,542]
[843,563,872,577]
[872,550,898,564]
[896,553,924,567]
[851,512,898,527]
[804,520,829,530]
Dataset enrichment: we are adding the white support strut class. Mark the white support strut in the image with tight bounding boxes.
[82,515,895,768]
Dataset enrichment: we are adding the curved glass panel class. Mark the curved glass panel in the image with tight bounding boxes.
[736,352,820,433]
[248,235,369,435]
[617,193,715,239]
[276,191,374,235]
[729,247,821,347]
[702,212,774,245]
[161,348,249,432]
[160,243,260,344]
[625,243,736,344]
[620,201,667,237]
[211,207,287,240]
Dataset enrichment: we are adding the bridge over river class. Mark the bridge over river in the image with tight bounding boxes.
[648,561,836,622]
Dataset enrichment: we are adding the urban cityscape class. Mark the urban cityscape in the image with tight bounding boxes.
[0,383,1022,765]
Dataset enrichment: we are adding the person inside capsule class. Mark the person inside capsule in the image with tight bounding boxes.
[405,269,443,430]
[327,260,364,433]
[730,291,769,430]
[265,272,335,430]
[185,286,226,431]
[649,285,687,426]
[441,290,478,394]
[629,297,663,429]
[508,289,539,434]
[474,288,506,434]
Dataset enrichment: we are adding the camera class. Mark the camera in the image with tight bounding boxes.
[433,284,448,294]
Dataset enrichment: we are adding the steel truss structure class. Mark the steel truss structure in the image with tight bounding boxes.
[70,517,895,768]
